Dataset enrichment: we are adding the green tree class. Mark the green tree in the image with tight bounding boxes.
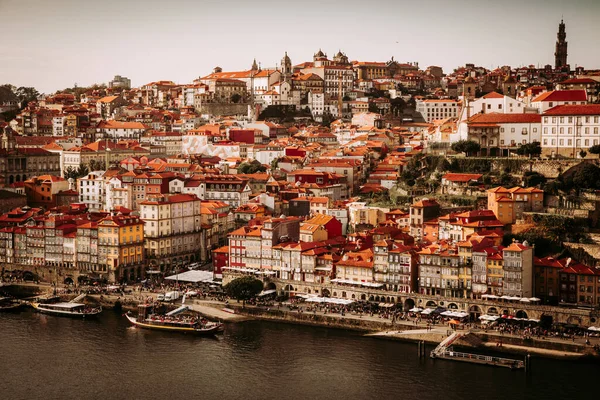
[588,145,600,154]
[223,276,264,307]
[230,93,242,103]
[63,164,89,180]
[579,150,587,159]
[238,160,267,174]
[451,140,480,156]
[523,171,546,187]
[516,142,542,158]
[573,163,600,190]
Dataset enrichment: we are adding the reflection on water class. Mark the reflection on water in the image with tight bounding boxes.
[0,310,596,400]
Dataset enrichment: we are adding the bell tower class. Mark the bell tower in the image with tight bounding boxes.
[554,19,568,69]
[281,52,292,80]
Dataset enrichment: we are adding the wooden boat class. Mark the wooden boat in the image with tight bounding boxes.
[125,304,223,335]
[31,302,102,318]
[0,297,24,312]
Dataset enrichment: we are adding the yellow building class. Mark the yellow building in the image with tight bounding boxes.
[98,213,144,283]
[486,251,504,295]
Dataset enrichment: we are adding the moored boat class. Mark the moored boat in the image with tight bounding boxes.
[0,297,24,312]
[31,302,102,318]
[125,303,223,335]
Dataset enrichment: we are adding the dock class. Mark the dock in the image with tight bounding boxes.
[430,331,526,370]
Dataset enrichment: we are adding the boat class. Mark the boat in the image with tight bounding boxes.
[125,303,223,335]
[0,297,24,312]
[31,302,102,318]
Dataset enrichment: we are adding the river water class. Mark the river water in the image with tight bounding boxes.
[0,310,595,400]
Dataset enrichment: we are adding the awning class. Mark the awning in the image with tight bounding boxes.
[304,296,354,305]
[421,308,433,315]
[258,289,276,297]
[409,307,423,312]
[165,270,214,283]
[378,302,395,308]
[146,270,162,275]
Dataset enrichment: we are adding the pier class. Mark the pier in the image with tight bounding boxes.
[430,331,526,370]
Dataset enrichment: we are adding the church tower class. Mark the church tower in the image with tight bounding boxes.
[554,19,568,69]
[281,52,292,80]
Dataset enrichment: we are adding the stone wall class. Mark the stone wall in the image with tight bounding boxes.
[238,276,599,326]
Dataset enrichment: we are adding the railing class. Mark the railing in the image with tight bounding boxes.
[439,350,524,369]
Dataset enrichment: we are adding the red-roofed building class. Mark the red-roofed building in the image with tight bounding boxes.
[541,104,600,157]
[409,198,440,239]
[466,113,542,156]
[24,175,70,208]
[531,90,587,113]
[441,173,483,194]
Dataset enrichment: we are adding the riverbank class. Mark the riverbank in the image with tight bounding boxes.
[8,284,600,361]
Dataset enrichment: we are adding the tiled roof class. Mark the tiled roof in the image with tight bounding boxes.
[543,104,600,116]
[532,90,587,103]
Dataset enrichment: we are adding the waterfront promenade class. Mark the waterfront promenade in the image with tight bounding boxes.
[7,282,600,359]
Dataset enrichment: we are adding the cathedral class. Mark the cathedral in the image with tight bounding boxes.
[554,19,568,70]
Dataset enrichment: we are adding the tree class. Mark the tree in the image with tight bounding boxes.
[223,276,264,306]
[230,93,242,104]
[579,150,588,159]
[451,140,480,156]
[516,142,542,158]
[63,164,89,180]
[589,145,600,154]
[523,171,546,187]
[238,160,266,174]
[573,163,600,190]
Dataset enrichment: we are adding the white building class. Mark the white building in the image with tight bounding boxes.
[541,104,600,157]
[466,113,542,156]
[416,99,460,123]
[78,171,106,211]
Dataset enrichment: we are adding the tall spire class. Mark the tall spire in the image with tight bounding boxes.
[554,19,568,70]
[251,58,258,71]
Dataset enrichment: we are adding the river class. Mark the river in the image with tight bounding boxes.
[0,310,595,400]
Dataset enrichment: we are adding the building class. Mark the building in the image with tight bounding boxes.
[24,175,70,208]
[109,75,132,89]
[502,241,534,298]
[554,19,568,69]
[0,128,62,186]
[541,104,600,157]
[530,90,587,113]
[487,186,544,225]
[416,99,460,123]
[97,213,144,283]
[409,199,440,239]
[466,113,542,156]
[139,193,202,273]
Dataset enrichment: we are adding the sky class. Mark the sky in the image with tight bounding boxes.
[1,0,599,94]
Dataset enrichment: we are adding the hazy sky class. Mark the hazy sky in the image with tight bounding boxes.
[1,0,599,94]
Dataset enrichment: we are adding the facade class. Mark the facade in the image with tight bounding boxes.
[139,193,202,273]
[416,99,459,123]
[487,186,544,225]
[540,104,600,157]
[98,213,145,283]
[466,113,542,156]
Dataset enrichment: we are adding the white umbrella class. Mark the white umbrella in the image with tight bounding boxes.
[500,295,511,300]
[481,294,489,298]
[409,307,423,312]
[487,295,499,299]
[421,308,433,315]
[509,296,521,301]
[519,298,530,303]
[529,297,541,302]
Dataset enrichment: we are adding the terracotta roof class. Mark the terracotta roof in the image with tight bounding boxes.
[543,104,600,116]
[442,173,482,183]
[532,90,587,103]
[467,113,541,124]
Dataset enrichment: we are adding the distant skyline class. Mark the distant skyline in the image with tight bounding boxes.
[1,0,599,94]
